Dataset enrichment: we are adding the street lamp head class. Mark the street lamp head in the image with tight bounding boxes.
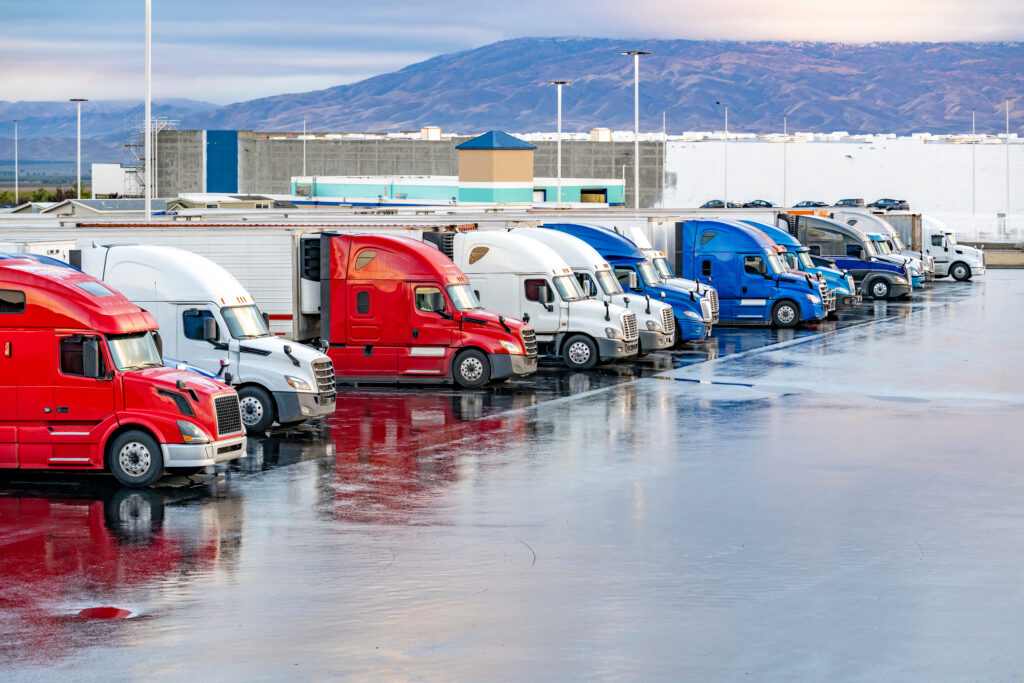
[69,98,88,102]
[548,80,572,86]
[621,50,651,56]
[715,101,727,107]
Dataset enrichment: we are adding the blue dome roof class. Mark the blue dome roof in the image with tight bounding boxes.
[455,130,537,151]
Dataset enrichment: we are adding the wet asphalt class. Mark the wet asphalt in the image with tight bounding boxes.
[1,272,1021,681]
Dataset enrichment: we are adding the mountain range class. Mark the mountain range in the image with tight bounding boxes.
[2,38,1021,164]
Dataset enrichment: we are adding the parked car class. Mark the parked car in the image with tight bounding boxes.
[866,198,909,211]
[700,200,741,209]
[742,200,774,208]
[833,198,865,208]
[793,200,827,208]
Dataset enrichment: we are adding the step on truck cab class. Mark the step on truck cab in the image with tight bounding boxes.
[314,233,537,387]
[780,213,914,301]
[506,227,676,354]
[423,230,638,369]
[0,257,246,487]
[739,220,861,311]
[619,226,720,324]
[673,219,829,328]
[74,245,336,434]
[542,223,714,341]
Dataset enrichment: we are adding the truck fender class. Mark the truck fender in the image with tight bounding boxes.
[102,421,164,469]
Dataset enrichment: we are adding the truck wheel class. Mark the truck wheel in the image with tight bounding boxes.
[453,349,491,388]
[239,385,276,433]
[869,279,891,300]
[562,334,598,370]
[108,430,164,488]
[771,300,800,329]
[950,262,971,281]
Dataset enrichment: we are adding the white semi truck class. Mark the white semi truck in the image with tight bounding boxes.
[73,245,336,433]
[422,230,639,369]
[850,212,986,281]
[506,227,676,354]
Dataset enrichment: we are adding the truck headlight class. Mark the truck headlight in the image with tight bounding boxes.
[893,276,907,284]
[285,375,312,391]
[682,310,702,321]
[177,420,211,444]
[499,340,522,354]
[605,327,622,339]
[806,294,820,304]
[645,320,663,331]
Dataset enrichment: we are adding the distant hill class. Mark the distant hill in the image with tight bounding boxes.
[184,38,1023,136]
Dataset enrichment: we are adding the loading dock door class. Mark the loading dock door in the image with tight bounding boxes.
[533,189,547,203]
[580,189,607,203]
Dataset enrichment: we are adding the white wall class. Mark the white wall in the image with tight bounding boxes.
[663,138,1024,240]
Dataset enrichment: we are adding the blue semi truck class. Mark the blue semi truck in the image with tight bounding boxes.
[664,219,830,328]
[740,220,861,311]
[542,223,714,342]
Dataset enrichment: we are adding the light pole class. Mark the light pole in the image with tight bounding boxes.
[144,0,152,220]
[716,101,728,206]
[548,80,571,208]
[12,120,18,205]
[661,108,666,207]
[1007,97,1012,228]
[971,108,976,218]
[302,117,307,177]
[622,50,650,209]
[782,114,788,207]
[70,98,88,199]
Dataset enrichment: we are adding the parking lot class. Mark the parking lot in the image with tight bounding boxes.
[2,272,1021,680]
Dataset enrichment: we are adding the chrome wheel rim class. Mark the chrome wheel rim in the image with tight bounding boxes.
[568,341,592,365]
[777,305,796,325]
[872,281,888,297]
[240,396,264,426]
[952,265,967,279]
[460,357,484,382]
[118,442,152,478]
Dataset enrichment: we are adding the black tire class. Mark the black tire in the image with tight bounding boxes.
[108,429,164,488]
[950,262,971,281]
[452,349,491,389]
[104,487,165,544]
[238,385,276,433]
[868,278,891,300]
[771,300,800,329]
[562,334,599,370]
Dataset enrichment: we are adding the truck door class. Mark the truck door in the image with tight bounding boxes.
[340,284,399,377]
[399,283,457,377]
[522,277,561,334]
[49,333,117,466]
[735,255,773,321]
[14,330,55,467]
[0,328,17,467]
[927,232,949,267]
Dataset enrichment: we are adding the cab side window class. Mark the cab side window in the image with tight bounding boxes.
[613,267,638,291]
[0,289,26,314]
[743,256,766,276]
[524,279,553,303]
[414,286,446,313]
[575,273,597,297]
[701,260,712,277]
[183,309,215,340]
[846,244,863,257]
[60,335,105,377]
[931,235,944,247]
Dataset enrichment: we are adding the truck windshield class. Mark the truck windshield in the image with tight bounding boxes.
[797,251,816,270]
[892,235,907,250]
[766,253,786,275]
[781,252,799,270]
[862,241,878,257]
[552,274,585,302]
[872,239,891,255]
[637,262,661,286]
[222,305,270,339]
[446,284,482,311]
[595,270,623,295]
[107,332,163,372]
[652,256,675,279]
[945,233,957,246]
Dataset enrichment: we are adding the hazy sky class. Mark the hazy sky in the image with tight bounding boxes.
[2,0,1022,104]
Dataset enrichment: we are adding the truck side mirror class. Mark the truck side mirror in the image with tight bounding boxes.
[83,339,101,379]
[262,312,270,327]
[628,272,639,290]
[588,280,598,297]
[537,284,553,312]
[203,317,219,343]
[152,330,163,358]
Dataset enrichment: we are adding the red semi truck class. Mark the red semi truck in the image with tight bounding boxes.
[316,233,538,387]
[0,257,246,486]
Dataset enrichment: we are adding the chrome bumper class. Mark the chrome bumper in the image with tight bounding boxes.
[161,435,247,468]
[639,329,674,352]
[597,338,639,360]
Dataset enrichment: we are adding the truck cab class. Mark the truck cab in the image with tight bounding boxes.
[739,220,860,311]
[0,257,246,486]
[424,230,639,369]
[541,223,713,341]
[675,219,828,328]
[507,227,677,354]
[781,214,913,300]
[831,209,934,283]
[75,245,336,434]
[317,233,538,386]
[920,215,986,281]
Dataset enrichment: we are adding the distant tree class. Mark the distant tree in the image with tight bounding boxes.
[0,190,13,206]
[30,188,48,202]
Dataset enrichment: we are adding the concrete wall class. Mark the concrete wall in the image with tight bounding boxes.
[155,130,205,197]
[531,140,665,209]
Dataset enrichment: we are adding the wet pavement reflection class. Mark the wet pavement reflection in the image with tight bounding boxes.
[3,274,1019,680]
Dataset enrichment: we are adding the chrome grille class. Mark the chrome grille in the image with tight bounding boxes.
[706,288,720,323]
[215,394,243,437]
[818,279,835,311]
[621,311,638,341]
[699,297,712,322]
[312,358,336,405]
[661,305,675,334]
[520,327,538,358]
